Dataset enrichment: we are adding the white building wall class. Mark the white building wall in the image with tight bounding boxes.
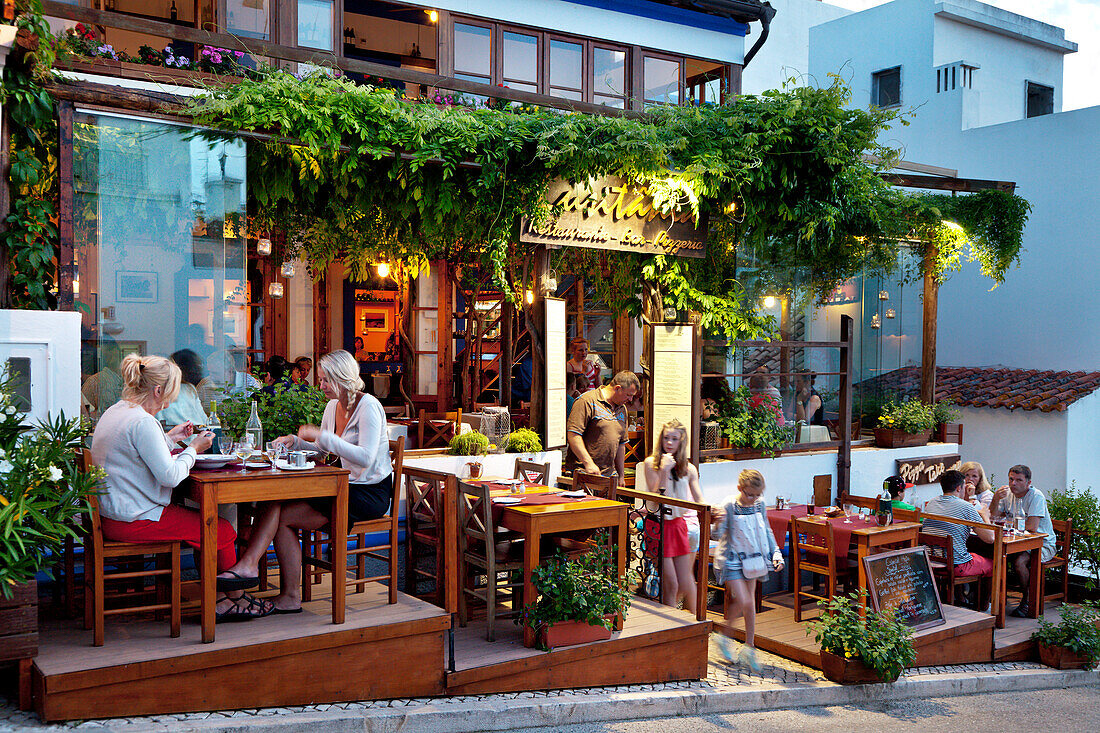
[740,0,851,95]
[955,405,1067,492]
[1065,391,1100,498]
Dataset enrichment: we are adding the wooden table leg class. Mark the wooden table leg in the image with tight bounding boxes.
[17,657,31,711]
[331,478,348,625]
[856,536,870,615]
[996,552,1009,629]
[200,482,217,643]
[615,511,627,631]
[1027,547,1042,618]
[522,520,540,648]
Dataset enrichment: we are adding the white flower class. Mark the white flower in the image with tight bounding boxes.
[5,406,16,416]
[47,465,63,482]
[0,460,12,476]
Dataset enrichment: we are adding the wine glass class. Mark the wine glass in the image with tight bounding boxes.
[233,438,254,474]
[843,503,855,523]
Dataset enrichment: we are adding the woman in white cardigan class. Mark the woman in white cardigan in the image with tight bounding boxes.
[225,350,393,614]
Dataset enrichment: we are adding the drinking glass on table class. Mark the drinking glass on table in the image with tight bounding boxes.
[843,503,855,523]
[233,438,254,473]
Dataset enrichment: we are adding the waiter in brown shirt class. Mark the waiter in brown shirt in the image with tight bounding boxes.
[566,370,641,482]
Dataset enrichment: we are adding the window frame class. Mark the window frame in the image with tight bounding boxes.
[452,17,494,86]
[1025,80,1054,119]
[871,65,902,108]
[641,50,684,107]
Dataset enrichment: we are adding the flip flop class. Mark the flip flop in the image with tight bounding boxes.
[216,569,260,592]
[271,606,303,615]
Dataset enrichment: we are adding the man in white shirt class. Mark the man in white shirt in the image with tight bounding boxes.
[990,464,1057,617]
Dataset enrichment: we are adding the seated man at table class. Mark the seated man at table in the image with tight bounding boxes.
[990,464,1057,617]
[566,370,640,482]
[884,475,916,511]
[923,470,995,609]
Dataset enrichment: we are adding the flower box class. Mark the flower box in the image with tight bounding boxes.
[539,617,615,649]
[57,58,232,88]
[820,649,900,684]
[933,422,963,445]
[0,579,38,665]
[1038,643,1095,670]
[873,428,929,449]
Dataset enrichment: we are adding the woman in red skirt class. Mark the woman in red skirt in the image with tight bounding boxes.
[643,418,707,614]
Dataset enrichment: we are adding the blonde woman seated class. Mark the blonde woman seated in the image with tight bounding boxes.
[961,461,995,509]
[642,418,707,615]
[224,350,393,614]
[90,355,271,620]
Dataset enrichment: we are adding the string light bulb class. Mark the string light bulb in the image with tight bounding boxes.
[525,290,534,305]
[763,295,776,308]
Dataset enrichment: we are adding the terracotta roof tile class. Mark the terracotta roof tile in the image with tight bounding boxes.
[857,366,1100,413]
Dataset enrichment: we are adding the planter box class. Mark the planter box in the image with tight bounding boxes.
[933,422,963,445]
[57,58,233,88]
[1038,643,1096,670]
[874,428,930,449]
[539,617,614,648]
[820,649,899,684]
[0,579,38,664]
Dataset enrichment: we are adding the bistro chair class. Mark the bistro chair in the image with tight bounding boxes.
[301,438,405,604]
[513,459,550,486]
[384,404,409,418]
[80,451,181,647]
[573,471,615,499]
[791,516,852,622]
[418,409,461,450]
[456,480,526,641]
[920,530,991,607]
[404,467,455,606]
[1039,518,1073,607]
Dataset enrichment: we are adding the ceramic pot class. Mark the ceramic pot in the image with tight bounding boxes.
[819,650,900,684]
[873,428,930,449]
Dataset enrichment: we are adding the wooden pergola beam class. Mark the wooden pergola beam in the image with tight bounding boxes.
[881,172,1016,193]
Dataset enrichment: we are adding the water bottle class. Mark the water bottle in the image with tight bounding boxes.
[245,400,263,450]
[207,401,223,455]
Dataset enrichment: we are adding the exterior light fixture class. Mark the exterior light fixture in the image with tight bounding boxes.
[376,262,391,278]
[663,306,678,321]
[870,312,881,329]
[426,9,438,23]
[885,308,896,319]
[280,261,296,278]
[268,282,284,298]
[525,290,534,305]
[257,237,272,256]
[763,295,776,308]
[878,290,889,300]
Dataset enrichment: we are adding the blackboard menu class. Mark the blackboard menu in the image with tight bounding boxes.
[862,547,946,631]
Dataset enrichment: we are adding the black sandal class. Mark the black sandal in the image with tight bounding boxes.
[216,593,275,622]
[216,569,260,592]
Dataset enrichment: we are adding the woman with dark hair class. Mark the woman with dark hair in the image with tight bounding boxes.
[158,349,208,427]
[794,372,825,425]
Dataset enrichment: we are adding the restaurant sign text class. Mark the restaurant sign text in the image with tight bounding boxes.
[896,454,962,486]
[519,176,707,258]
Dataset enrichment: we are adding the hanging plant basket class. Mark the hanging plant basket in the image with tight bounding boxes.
[874,428,930,449]
[1037,643,1096,670]
[539,617,615,649]
[820,650,901,684]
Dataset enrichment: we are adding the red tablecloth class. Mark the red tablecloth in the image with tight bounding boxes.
[767,505,879,563]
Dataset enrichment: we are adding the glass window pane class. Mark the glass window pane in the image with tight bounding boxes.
[74,113,248,424]
[704,77,722,104]
[503,31,538,84]
[227,0,270,40]
[594,94,625,108]
[455,23,491,76]
[505,81,537,94]
[549,39,583,90]
[550,88,583,101]
[298,0,333,51]
[644,56,680,104]
[593,47,626,97]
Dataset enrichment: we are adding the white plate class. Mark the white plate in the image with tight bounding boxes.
[194,454,234,469]
[492,496,522,505]
[243,461,271,470]
[274,459,315,471]
[558,490,586,498]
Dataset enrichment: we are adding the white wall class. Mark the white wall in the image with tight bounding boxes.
[0,310,82,423]
[285,261,314,376]
[741,0,851,95]
[954,405,1066,491]
[1065,391,1100,499]
[401,0,746,63]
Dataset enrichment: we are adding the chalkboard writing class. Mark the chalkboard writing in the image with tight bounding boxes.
[896,454,961,486]
[862,547,946,631]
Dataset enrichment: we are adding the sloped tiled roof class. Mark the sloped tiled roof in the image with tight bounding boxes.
[858,366,1100,413]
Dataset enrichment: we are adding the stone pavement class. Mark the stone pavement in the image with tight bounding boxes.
[2,638,1096,733]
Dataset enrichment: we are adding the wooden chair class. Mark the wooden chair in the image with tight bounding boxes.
[80,452,180,647]
[384,404,409,418]
[404,467,455,605]
[791,517,852,622]
[920,530,991,606]
[513,459,550,485]
[1039,518,1073,606]
[418,409,461,450]
[456,480,525,641]
[573,471,615,499]
[301,438,406,604]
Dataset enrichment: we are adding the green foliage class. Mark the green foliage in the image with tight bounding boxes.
[0,375,100,596]
[518,536,636,647]
[877,399,937,433]
[1048,482,1100,589]
[808,591,916,682]
[216,384,328,442]
[714,386,793,455]
[1032,604,1100,669]
[505,428,543,454]
[448,430,490,456]
[931,398,960,426]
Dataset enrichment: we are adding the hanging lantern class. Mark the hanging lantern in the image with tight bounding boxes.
[268,282,284,298]
[257,237,272,256]
[870,313,881,329]
[280,261,296,278]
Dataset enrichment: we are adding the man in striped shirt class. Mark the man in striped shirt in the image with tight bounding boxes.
[923,470,995,607]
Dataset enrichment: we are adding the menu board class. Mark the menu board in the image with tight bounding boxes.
[650,324,694,448]
[544,297,567,449]
[862,547,946,631]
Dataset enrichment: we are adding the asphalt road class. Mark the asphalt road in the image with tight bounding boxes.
[520,686,1100,733]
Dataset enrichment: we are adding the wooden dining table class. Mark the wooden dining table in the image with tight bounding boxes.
[182,463,350,643]
[992,531,1045,628]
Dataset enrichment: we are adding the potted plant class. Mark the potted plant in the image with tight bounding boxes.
[448,430,489,456]
[0,377,101,671]
[518,537,636,650]
[216,382,328,443]
[807,592,916,684]
[1049,483,1100,598]
[874,399,936,448]
[1032,604,1100,670]
[931,399,962,444]
[715,386,794,457]
[505,428,543,455]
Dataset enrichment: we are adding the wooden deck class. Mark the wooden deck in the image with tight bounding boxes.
[993,601,1064,662]
[31,583,710,721]
[723,593,997,669]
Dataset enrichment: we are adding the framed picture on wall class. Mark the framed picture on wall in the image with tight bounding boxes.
[116,341,147,360]
[116,271,159,303]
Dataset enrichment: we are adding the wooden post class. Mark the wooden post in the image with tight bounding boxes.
[57,101,76,312]
[436,261,453,411]
[921,245,938,404]
[837,315,854,496]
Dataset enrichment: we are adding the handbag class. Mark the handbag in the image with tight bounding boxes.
[730,507,772,580]
[739,551,769,579]
[685,513,700,553]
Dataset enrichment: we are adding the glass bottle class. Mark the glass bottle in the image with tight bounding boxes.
[207,401,223,455]
[245,400,263,450]
[170,1,178,22]
[876,485,893,526]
